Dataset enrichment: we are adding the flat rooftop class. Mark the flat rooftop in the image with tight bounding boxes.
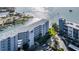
[65,20,79,30]
[0,17,48,41]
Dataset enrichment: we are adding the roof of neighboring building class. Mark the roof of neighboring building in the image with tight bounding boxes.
[59,18,79,30]
[66,21,79,30]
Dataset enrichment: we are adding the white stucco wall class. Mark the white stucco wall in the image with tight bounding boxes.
[68,27,73,38]
[29,30,34,48]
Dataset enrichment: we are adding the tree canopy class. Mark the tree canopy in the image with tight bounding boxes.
[48,27,57,37]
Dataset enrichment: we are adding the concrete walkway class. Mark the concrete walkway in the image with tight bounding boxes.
[55,35,68,51]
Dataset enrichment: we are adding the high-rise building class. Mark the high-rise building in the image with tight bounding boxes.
[59,18,79,50]
[0,18,49,51]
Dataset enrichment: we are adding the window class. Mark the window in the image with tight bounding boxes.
[1,41,5,50]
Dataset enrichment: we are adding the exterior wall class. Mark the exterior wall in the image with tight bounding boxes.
[68,27,73,39]
[73,28,78,39]
[10,37,15,51]
[63,25,68,37]
[10,35,18,51]
[41,25,44,36]
[23,31,29,45]
[0,36,18,51]
[43,23,47,35]
[42,21,49,36]
[29,30,34,48]
[45,21,49,33]
[18,32,25,48]
[0,41,1,51]
[59,18,66,35]
[78,31,79,39]
[34,21,49,39]
[34,25,42,38]
[1,38,8,51]
[14,35,18,51]
[17,31,29,49]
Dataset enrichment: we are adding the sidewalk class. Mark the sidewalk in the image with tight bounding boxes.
[55,35,68,51]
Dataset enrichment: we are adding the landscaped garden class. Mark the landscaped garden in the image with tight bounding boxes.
[48,23,64,51]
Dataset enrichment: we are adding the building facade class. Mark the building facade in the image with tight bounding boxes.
[0,18,49,51]
[59,18,79,50]
[0,7,15,12]
[0,7,15,17]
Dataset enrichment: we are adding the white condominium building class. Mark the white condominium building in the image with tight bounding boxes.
[0,18,49,51]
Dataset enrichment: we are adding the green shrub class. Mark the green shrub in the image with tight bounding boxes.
[48,27,57,37]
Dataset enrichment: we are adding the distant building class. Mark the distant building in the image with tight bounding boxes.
[0,7,15,17]
[59,18,79,51]
[0,18,49,51]
[0,7,15,12]
[0,12,9,17]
